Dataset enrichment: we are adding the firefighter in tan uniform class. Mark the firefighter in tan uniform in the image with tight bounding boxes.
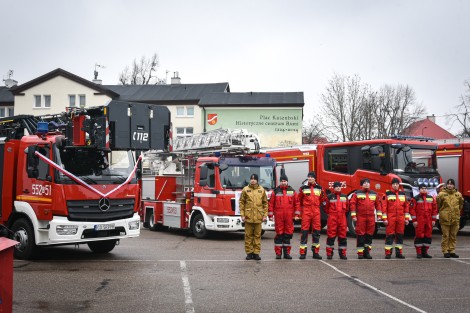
[239,174,268,261]
[437,178,464,258]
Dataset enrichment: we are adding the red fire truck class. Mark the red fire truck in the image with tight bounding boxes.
[140,129,275,238]
[436,139,470,229]
[261,135,441,235]
[0,101,170,259]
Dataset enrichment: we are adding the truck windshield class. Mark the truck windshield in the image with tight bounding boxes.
[391,146,438,174]
[55,148,136,184]
[220,165,275,190]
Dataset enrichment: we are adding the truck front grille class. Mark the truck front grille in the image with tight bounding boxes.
[67,198,135,222]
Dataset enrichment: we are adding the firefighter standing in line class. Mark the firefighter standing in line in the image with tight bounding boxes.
[410,184,438,259]
[350,178,381,259]
[437,178,464,258]
[268,174,300,259]
[239,174,268,261]
[381,178,410,259]
[325,181,349,260]
[298,171,326,259]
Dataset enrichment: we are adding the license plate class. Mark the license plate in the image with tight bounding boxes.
[94,224,115,231]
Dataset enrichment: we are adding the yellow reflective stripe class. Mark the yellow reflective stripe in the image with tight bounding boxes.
[16,195,52,203]
[312,243,320,248]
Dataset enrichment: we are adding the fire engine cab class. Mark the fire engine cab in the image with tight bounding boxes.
[261,135,442,235]
[437,139,470,229]
[141,128,275,238]
[0,100,170,259]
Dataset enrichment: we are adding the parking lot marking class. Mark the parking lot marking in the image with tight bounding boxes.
[320,260,427,313]
[451,259,470,265]
[180,261,195,313]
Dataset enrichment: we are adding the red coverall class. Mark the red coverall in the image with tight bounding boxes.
[268,185,299,257]
[382,190,410,257]
[298,183,326,257]
[350,188,381,258]
[410,193,438,256]
[325,191,349,258]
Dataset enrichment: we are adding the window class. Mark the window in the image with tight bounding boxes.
[8,107,14,116]
[44,95,51,108]
[79,95,86,108]
[186,106,194,116]
[36,145,51,181]
[176,106,194,117]
[34,95,41,108]
[0,108,5,117]
[0,107,14,117]
[175,127,193,138]
[325,148,349,174]
[69,95,76,107]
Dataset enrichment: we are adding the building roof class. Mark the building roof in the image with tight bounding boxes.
[401,118,456,139]
[0,87,14,105]
[105,83,230,103]
[198,92,304,107]
[10,68,119,98]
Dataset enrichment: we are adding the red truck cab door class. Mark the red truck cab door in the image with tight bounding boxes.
[18,144,53,220]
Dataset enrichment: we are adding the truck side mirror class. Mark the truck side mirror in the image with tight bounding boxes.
[25,145,39,179]
[200,165,208,180]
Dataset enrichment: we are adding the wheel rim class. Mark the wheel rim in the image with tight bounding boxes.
[14,228,29,252]
[194,219,205,233]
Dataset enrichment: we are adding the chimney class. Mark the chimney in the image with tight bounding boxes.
[92,79,102,85]
[171,71,181,84]
[426,114,436,123]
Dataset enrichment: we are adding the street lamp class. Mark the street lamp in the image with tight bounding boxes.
[421,126,428,136]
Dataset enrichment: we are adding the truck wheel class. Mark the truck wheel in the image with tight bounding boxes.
[11,218,37,260]
[191,214,208,239]
[404,223,415,237]
[87,240,117,254]
[347,213,357,237]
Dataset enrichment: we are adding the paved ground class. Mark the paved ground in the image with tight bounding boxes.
[12,226,470,313]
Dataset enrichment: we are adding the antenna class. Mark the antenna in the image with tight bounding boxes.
[94,63,106,80]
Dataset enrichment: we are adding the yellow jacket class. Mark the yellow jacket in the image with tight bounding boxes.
[239,184,268,224]
[437,188,464,225]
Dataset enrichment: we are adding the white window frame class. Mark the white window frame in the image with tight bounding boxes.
[44,95,51,108]
[175,127,194,138]
[176,106,194,117]
[69,95,76,107]
[79,94,86,108]
[0,108,5,117]
[34,95,41,108]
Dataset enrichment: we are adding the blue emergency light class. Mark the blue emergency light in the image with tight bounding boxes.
[37,122,49,134]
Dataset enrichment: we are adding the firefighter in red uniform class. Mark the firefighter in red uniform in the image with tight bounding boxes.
[381,178,410,259]
[268,174,300,259]
[350,178,381,259]
[325,181,349,260]
[298,171,326,259]
[410,184,438,259]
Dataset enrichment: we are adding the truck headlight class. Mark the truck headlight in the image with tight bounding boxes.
[128,220,140,230]
[56,225,78,235]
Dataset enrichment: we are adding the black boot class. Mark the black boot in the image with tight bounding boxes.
[422,248,432,259]
[283,247,292,259]
[312,253,322,259]
[246,253,253,260]
[363,247,372,259]
[299,254,306,259]
[339,249,347,260]
[253,254,261,260]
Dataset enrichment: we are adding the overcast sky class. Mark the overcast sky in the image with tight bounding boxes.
[1,0,469,134]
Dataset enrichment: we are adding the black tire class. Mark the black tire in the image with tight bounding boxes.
[191,213,209,239]
[148,211,158,231]
[347,212,357,237]
[11,218,37,260]
[87,240,117,254]
[404,223,415,237]
[261,230,266,237]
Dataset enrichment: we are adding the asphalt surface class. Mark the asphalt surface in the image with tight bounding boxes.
[12,226,470,313]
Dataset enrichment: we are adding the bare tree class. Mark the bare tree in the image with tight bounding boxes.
[320,73,425,141]
[302,117,328,143]
[448,80,470,137]
[119,53,165,85]
[373,84,425,138]
[321,73,370,141]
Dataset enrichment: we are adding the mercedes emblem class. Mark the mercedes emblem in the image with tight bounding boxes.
[98,198,111,212]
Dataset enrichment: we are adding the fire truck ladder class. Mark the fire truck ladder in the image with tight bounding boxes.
[171,128,261,155]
